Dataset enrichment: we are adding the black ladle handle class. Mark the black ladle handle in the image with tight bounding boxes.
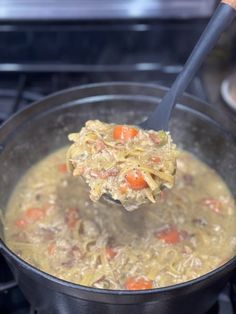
[142,0,236,131]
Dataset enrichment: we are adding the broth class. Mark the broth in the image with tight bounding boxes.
[4,147,236,290]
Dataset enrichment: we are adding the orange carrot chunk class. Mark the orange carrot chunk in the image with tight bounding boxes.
[25,207,46,221]
[157,228,181,244]
[113,125,139,141]
[15,206,48,227]
[125,277,153,290]
[15,218,28,229]
[58,163,68,173]
[125,170,148,190]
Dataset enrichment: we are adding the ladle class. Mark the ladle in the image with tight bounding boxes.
[105,0,236,205]
[140,0,236,131]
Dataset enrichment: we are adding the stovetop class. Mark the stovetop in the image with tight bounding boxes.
[0,17,235,314]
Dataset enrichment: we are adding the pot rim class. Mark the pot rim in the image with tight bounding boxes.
[1,81,236,298]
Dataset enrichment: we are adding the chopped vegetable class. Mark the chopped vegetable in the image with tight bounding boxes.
[58,163,68,173]
[15,218,28,229]
[156,227,182,244]
[113,125,139,141]
[125,277,153,290]
[25,207,46,221]
[15,207,47,227]
[125,170,148,190]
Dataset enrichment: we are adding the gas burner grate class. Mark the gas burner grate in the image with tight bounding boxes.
[0,75,42,123]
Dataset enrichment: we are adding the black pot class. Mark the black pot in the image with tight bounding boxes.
[0,82,236,314]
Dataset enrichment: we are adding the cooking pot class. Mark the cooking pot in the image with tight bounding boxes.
[0,82,236,314]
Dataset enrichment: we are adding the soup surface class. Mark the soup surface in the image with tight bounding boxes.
[4,147,236,290]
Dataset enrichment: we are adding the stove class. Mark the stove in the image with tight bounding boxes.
[0,12,236,314]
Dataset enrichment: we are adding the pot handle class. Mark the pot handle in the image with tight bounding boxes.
[0,240,17,292]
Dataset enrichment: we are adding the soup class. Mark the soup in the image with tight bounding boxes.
[67,120,177,210]
[4,148,236,290]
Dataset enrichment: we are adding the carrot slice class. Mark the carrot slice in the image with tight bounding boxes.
[58,163,68,173]
[125,170,148,190]
[15,218,28,229]
[113,125,139,141]
[125,277,153,290]
[106,247,118,259]
[157,228,181,244]
[15,206,48,227]
[25,207,46,221]
[66,207,80,229]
